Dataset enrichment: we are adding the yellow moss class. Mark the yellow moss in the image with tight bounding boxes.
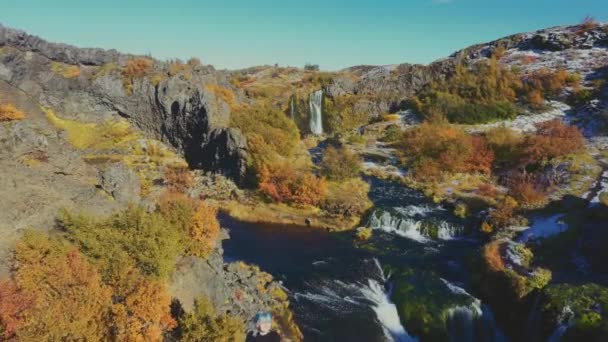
[50,62,81,79]
[355,227,373,241]
[91,63,118,80]
[43,107,139,150]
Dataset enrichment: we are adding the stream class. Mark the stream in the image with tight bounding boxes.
[221,177,508,341]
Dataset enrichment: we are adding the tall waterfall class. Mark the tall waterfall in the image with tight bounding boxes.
[309,90,324,135]
[290,96,296,120]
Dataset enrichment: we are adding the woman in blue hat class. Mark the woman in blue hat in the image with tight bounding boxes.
[246,312,281,342]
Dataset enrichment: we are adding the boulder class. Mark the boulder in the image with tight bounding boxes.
[100,163,141,204]
[198,128,249,185]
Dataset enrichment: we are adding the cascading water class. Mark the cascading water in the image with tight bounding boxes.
[309,90,324,135]
[368,207,464,242]
[362,259,418,342]
[548,306,574,342]
[441,279,507,342]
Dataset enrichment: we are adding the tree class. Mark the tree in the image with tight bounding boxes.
[320,145,362,180]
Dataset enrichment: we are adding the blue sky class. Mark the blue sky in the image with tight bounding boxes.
[1,0,606,70]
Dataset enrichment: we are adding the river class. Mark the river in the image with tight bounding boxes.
[221,177,506,341]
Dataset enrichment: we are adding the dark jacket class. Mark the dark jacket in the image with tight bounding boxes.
[245,330,281,342]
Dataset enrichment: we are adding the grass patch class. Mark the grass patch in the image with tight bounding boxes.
[50,62,81,79]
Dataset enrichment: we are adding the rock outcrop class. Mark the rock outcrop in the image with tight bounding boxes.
[0,24,249,183]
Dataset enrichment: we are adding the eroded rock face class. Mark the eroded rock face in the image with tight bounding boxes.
[101,163,141,205]
[0,25,249,183]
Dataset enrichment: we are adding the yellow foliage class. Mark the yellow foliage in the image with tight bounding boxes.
[205,83,240,111]
[50,62,81,79]
[122,58,154,94]
[43,107,139,150]
[0,103,25,121]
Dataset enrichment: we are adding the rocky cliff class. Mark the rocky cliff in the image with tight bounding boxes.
[0,24,249,184]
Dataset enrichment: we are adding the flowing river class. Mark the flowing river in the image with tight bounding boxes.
[222,177,506,341]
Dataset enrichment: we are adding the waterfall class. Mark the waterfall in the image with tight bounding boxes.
[441,279,507,342]
[548,306,574,342]
[368,208,464,243]
[309,90,324,135]
[290,96,296,120]
[361,259,418,342]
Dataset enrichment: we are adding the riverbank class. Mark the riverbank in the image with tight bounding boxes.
[216,199,361,231]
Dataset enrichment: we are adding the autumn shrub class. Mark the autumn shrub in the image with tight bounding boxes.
[0,231,176,341]
[485,126,524,167]
[521,119,585,165]
[158,191,220,258]
[5,232,113,341]
[231,104,300,172]
[60,206,182,279]
[506,172,547,206]
[400,123,493,179]
[122,58,154,93]
[0,103,25,122]
[523,68,575,102]
[164,165,195,193]
[258,162,327,206]
[486,196,519,230]
[577,16,599,34]
[483,241,505,272]
[412,58,522,124]
[320,145,362,180]
[322,178,372,216]
[178,297,245,342]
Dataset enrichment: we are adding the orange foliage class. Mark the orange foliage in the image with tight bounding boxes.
[158,191,220,257]
[526,89,545,110]
[11,233,113,340]
[577,16,599,34]
[189,202,220,257]
[258,162,327,206]
[0,104,25,122]
[109,263,176,341]
[401,123,494,179]
[522,119,585,164]
[507,172,547,206]
[123,58,153,79]
[488,196,519,228]
[164,166,195,193]
[464,136,495,175]
[483,242,505,272]
[0,281,34,340]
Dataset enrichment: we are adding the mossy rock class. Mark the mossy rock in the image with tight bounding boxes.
[540,284,608,341]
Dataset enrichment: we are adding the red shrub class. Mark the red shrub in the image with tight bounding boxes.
[522,119,585,164]
[258,162,327,206]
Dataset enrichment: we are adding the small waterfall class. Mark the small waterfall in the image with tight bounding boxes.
[309,90,324,135]
[441,279,507,342]
[368,208,463,242]
[548,306,574,342]
[361,259,418,342]
[294,259,417,342]
[290,96,296,120]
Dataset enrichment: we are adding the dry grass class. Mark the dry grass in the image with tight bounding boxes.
[205,84,240,110]
[50,62,81,79]
[219,199,360,231]
[0,104,25,121]
[483,241,506,272]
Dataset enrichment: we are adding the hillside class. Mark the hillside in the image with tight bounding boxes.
[0,19,608,341]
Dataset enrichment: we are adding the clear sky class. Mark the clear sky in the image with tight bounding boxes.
[1,0,606,70]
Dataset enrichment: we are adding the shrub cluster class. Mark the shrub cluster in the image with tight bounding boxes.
[0,103,25,122]
[258,161,327,206]
[320,145,362,181]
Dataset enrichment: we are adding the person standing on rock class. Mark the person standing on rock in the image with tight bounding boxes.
[245,312,281,342]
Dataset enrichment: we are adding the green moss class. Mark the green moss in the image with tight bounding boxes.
[542,284,608,341]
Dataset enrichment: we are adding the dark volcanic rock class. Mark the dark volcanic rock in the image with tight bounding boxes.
[198,128,249,185]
